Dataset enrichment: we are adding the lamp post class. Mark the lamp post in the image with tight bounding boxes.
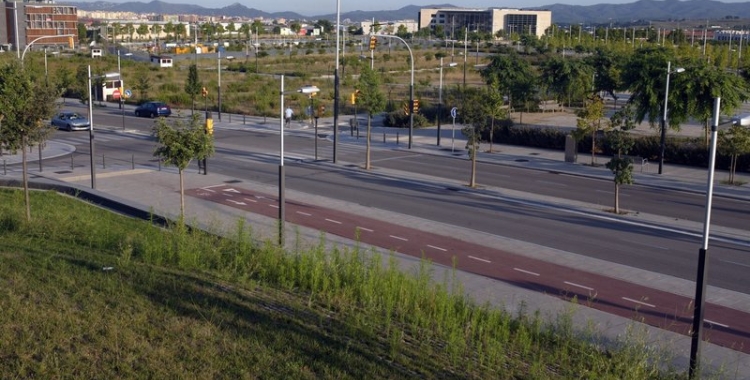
[333,0,341,163]
[85,68,119,189]
[13,1,20,59]
[438,58,457,146]
[278,78,320,246]
[373,33,415,148]
[658,61,685,175]
[217,50,222,121]
[688,97,721,379]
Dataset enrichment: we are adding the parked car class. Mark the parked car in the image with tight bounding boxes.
[51,111,90,131]
[135,101,172,118]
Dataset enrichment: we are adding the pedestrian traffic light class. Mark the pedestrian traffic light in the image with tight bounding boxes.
[412,99,420,114]
[67,36,74,49]
[369,36,377,50]
[201,87,208,97]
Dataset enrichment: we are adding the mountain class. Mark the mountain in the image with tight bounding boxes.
[64,0,750,24]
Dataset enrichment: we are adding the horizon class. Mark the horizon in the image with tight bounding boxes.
[67,0,750,17]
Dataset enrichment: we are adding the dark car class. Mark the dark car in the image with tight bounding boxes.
[135,101,172,118]
[51,111,90,131]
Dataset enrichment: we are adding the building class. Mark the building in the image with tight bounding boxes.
[1,0,79,53]
[418,7,552,38]
[360,20,418,35]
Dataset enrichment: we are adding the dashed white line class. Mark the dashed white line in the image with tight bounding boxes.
[243,198,258,203]
[705,319,729,328]
[390,235,408,241]
[427,245,447,252]
[564,281,594,291]
[269,204,279,209]
[296,211,311,216]
[720,260,750,269]
[622,297,655,308]
[325,218,342,224]
[469,256,491,263]
[514,268,539,276]
[201,184,225,189]
[356,227,373,232]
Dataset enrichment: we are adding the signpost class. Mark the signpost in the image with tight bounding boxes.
[123,89,132,98]
[450,107,458,153]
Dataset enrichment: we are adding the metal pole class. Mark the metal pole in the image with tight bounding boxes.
[452,115,456,152]
[659,61,671,175]
[87,65,96,189]
[278,74,285,247]
[14,2,20,60]
[44,48,48,86]
[218,50,222,121]
[333,0,340,163]
[438,57,443,146]
[688,97,720,379]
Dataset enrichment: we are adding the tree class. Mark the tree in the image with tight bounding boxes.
[174,23,186,42]
[0,62,60,221]
[538,55,592,107]
[718,124,750,185]
[153,114,215,219]
[150,24,163,41]
[482,79,508,153]
[356,67,386,170]
[586,48,627,108]
[314,19,333,35]
[396,24,410,39]
[573,94,606,166]
[184,64,202,115]
[459,87,487,187]
[620,47,680,127]
[290,22,302,34]
[125,22,135,42]
[356,66,385,170]
[605,105,636,214]
[481,52,535,123]
[135,75,152,101]
[136,24,149,40]
[163,22,175,41]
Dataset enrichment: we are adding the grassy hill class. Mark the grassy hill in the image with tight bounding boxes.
[0,188,693,378]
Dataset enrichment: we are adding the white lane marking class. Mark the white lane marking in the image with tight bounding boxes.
[269,204,279,209]
[469,255,491,263]
[564,281,594,291]
[296,211,311,216]
[370,154,424,163]
[427,245,447,252]
[720,260,750,269]
[356,227,373,232]
[223,188,241,193]
[705,319,729,328]
[390,235,408,241]
[200,186,219,191]
[535,180,566,187]
[227,199,247,206]
[243,198,258,203]
[622,297,655,308]
[514,268,540,276]
[325,218,342,224]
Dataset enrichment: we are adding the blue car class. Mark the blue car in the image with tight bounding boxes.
[135,101,172,118]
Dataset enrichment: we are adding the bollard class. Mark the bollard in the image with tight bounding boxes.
[102,155,106,169]
[243,114,246,124]
[132,154,135,170]
[228,113,232,123]
[158,160,161,171]
[356,127,359,140]
[383,132,386,143]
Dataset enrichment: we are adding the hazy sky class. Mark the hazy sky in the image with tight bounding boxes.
[71,0,750,17]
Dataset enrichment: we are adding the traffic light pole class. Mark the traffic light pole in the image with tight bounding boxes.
[373,34,414,149]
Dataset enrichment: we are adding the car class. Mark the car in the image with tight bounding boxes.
[135,101,172,118]
[51,111,90,131]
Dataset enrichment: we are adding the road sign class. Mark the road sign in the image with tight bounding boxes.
[112,88,121,100]
[450,107,458,119]
[123,89,132,98]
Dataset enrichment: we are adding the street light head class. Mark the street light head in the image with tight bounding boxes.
[226,56,235,61]
[298,85,320,94]
[447,62,458,67]
[675,67,686,73]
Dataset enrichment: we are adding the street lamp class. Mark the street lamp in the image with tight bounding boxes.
[217,51,222,121]
[278,78,320,246]
[87,66,119,189]
[659,61,685,175]
[373,33,415,148]
[333,0,341,164]
[437,58,457,146]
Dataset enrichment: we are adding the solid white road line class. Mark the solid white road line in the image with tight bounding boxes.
[269,204,279,209]
[427,245,447,252]
[325,218,342,224]
[514,268,540,276]
[705,319,730,328]
[296,211,311,216]
[356,227,374,232]
[468,255,491,263]
[390,235,408,241]
[564,281,594,291]
[622,297,655,308]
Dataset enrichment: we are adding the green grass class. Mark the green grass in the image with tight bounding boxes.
[0,189,705,378]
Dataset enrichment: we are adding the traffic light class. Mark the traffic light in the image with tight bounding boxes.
[369,36,377,51]
[412,99,420,114]
[350,90,360,105]
[205,117,214,135]
[317,104,326,118]
[201,87,208,97]
[67,36,74,49]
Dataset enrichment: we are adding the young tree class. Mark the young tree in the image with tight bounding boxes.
[482,79,508,153]
[135,75,152,101]
[153,114,215,219]
[605,105,636,214]
[184,64,202,115]
[356,67,386,170]
[718,124,750,185]
[0,62,60,221]
[573,94,605,166]
[460,87,487,188]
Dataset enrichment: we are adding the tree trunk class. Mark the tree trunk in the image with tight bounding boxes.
[614,183,620,214]
[469,140,477,187]
[22,134,30,221]
[365,114,372,170]
[591,130,596,166]
[489,117,495,153]
[179,168,185,220]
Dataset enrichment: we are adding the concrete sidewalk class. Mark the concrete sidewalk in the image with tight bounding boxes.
[1,110,750,378]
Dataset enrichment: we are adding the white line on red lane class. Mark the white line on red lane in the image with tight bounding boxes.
[325,218,342,224]
[243,198,258,203]
[622,297,655,308]
[469,256,491,263]
[390,235,408,241]
[514,268,539,276]
[296,211,311,216]
[269,204,279,209]
[356,227,373,232]
[427,245,447,252]
[705,319,730,328]
[564,281,594,291]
